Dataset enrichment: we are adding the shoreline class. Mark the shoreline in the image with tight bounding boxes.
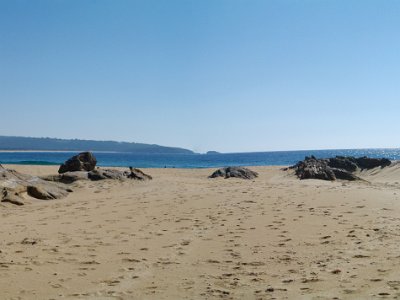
[1,150,400,170]
[2,164,288,171]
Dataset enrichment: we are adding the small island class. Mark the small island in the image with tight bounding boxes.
[206,151,221,155]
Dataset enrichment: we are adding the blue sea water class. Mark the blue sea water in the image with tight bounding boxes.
[0,149,399,168]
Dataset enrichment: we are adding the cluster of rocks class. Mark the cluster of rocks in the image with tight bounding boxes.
[2,150,391,206]
[1,152,152,206]
[45,152,152,183]
[0,164,72,206]
[46,167,152,183]
[209,167,258,180]
[291,155,391,181]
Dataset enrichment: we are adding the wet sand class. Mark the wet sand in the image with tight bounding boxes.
[1,164,400,299]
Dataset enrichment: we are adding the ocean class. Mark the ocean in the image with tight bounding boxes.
[0,148,399,168]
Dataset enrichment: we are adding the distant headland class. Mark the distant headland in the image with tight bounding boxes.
[0,136,194,154]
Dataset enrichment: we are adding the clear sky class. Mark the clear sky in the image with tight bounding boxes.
[1,0,399,153]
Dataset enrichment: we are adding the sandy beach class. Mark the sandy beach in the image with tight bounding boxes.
[1,164,400,299]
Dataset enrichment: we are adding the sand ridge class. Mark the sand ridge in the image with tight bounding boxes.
[0,165,400,299]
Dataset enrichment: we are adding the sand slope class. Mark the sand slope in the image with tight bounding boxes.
[1,165,400,299]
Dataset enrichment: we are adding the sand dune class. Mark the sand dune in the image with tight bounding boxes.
[1,164,400,299]
[357,161,400,184]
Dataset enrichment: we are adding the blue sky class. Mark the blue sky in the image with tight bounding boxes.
[1,0,399,153]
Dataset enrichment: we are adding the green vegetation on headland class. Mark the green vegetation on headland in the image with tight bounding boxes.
[0,136,194,154]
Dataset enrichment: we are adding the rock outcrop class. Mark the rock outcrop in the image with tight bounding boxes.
[1,164,72,205]
[56,152,152,181]
[291,155,391,181]
[88,167,152,181]
[43,171,89,184]
[354,156,391,170]
[126,167,153,180]
[327,156,391,172]
[209,167,258,179]
[58,152,97,174]
[327,156,358,172]
[44,167,152,183]
[87,169,127,181]
[292,156,337,181]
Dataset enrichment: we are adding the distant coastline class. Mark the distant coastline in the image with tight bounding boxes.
[0,135,194,154]
[0,150,121,153]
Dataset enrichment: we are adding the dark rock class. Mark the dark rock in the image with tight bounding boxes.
[293,157,336,181]
[355,156,391,170]
[127,167,152,180]
[209,167,258,179]
[331,168,359,181]
[58,152,97,174]
[0,165,71,205]
[328,156,358,172]
[327,156,391,171]
[291,155,391,181]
